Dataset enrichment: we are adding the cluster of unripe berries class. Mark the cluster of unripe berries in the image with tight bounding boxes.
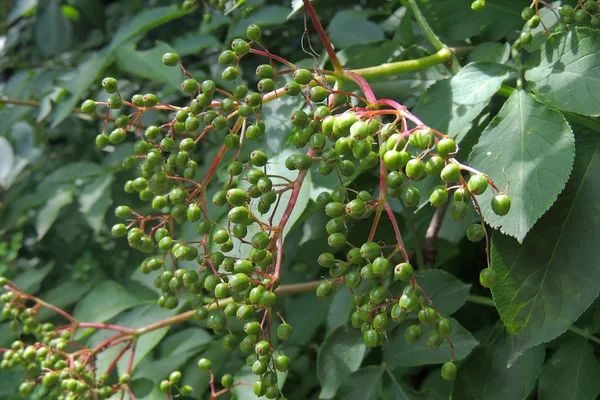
[32,11,517,395]
[472,1,600,46]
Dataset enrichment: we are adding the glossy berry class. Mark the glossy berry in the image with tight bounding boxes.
[429,186,449,207]
[441,361,457,380]
[437,137,457,159]
[197,358,212,371]
[394,262,413,281]
[427,331,444,349]
[403,186,421,207]
[247,24,262,41]
[81,99,96,114]
[364,329,379,347]
[435,318,452,337]
[102,77,118,93]
[467,174,488,195]
[293,69,313,85]
[360,241,380,259]
[491,194,511,216]
[441,164,461,183]
[278,323,292,340]
[404,325,423,343]
[450,201,468,221]
[418,307,438,326]
[471,0,485,11]
[405,158,426,181]
[479,268,497,288]
[316,281,333,298]
[162,52,180,66]
[466,224,485,242]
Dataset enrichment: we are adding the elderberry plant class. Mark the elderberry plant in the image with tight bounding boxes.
[1,0,600,399]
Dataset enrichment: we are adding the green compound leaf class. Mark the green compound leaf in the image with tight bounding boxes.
[413,62,510,143]
[335,366,384,400]
[538,336,600,400]
[34,0,73,57]
[384,318,478,368]
[525,28,600,117]
[451,324,545,400]
[317,325,367,399]
[116,42,184,91]
[469,90,574,243]
[327,10,384,49]
[490,134,600,365]
[416,0,524,41]
[73,280,140,326]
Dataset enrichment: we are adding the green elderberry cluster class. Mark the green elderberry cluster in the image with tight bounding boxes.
[0,285,118,399]
[80,16,509,394]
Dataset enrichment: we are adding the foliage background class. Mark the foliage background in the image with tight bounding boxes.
[1,0,600,399]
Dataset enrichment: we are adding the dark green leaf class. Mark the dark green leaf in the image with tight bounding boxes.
[416,269,471,315]
[317,325,367,399]
[526,28,600,117]
[108,6,190,51]
[469,90,574,242]
[285,292,331,345]
[73,280,140,325]
[7,0,37,24]
[538,336,600,400]
[452,325,545,399]
[171,34,220,56]
[413,62,511,143]
[78,174,113,233]
[36,190,74,239]
[386,368,445,400]
[116,42,183,91]
[327,10,384,49]
[327,289,353,332]
[335,366,384,400]
[418,0,523,41]
[12,264,53,294]
[227,6,289,41]
[384,318,478,368]
[34,0,73,57]
[467,42,510,64]
[490,134,600,365]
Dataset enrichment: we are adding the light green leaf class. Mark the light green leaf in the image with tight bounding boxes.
[490,134,600,365]
[52,50,112,127]
[116,42,183,91]
[413,62,510,143]
[79,174,113,233]
[469,90,575,242]
[467,42,510,64]
[227,6,289,41]
[317,325,367,399]
[452,325,545,399]
[108,6,190,51]
[327,289,352,332]
[525,27,600,117]
[414,269,471,315]
[73,280,140,325]
[38,278,100,320]
[34,0,72,57]
[171,34,220,56]
[7,0,37,24]
[285,292,331,346]
[160,327,213,356]
[384,318,478,368]
[91,305,174,375]
[0,137,15,189]
[36,190,74,239]
[538,337,600,400]
[39,161,103,192]
[12,264,53,294]
[327,10,384,49]
[335,366,384,400]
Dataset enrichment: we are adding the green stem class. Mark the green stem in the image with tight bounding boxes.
[467,294,496,307]
[347,48,453,80]
[405,0,461,75]
[467,294,600,346]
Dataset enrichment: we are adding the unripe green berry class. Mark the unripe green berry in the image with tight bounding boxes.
[162,52,180,66]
